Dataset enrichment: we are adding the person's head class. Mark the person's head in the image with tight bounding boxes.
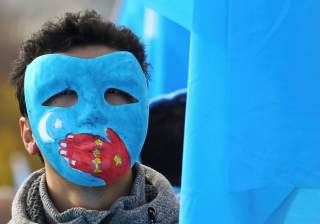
[10,10,149,187]
[10,10,149,118]
[141,90,186,187]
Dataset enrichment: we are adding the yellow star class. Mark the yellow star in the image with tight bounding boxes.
[93,149,101,156]
[114,155,122,166]
[95,139,103,146]
[92,158,101,164]
[94,167,102,173]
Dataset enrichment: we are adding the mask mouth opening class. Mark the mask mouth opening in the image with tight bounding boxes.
[104,88,138,105]
[42,89,78,108]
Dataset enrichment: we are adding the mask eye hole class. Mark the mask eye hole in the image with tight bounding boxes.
[42,89,78,107]
[105,88,138,105]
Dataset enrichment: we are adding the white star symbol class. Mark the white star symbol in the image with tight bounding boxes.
[54,119,63,129]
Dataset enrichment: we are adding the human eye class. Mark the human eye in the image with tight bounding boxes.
[104,88,138,105]
[42,89,78,107]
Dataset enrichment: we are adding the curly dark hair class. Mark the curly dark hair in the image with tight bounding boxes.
[9,10,149,116]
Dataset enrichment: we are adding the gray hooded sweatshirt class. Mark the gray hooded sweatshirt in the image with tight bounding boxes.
[10,163,179,224]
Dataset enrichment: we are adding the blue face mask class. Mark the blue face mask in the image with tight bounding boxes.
[24,51,149,187]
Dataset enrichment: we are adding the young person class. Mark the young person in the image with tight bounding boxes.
[9,10,179,224]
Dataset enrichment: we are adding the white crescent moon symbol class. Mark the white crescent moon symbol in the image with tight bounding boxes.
[38,112,54,143]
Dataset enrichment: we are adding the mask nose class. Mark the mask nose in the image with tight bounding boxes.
[77,102,108,128]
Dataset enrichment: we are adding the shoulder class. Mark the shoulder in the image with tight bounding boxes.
[10,169,45,224]
[137,163,180,224]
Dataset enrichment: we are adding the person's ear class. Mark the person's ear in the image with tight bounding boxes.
[19,117,39,155]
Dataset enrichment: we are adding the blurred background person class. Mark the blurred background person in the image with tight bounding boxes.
[141,89,186,197]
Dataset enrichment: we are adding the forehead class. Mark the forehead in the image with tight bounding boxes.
[60,45,117,58]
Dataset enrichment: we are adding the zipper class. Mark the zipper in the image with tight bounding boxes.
[148,207,156,224]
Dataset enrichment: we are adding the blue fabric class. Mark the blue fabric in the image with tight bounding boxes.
[149,17,189,97]
[24,51,149,187]
[136,0,193,30]
[227,0,320,191]
[117,0,145,39]
[117,0,320,222]
[117,3,189,98]
[267,189,320,223]
[180,0,320,223]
